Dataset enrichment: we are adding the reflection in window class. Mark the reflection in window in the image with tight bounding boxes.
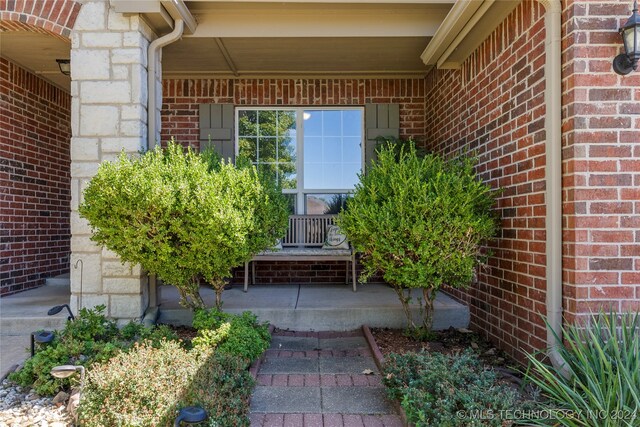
[306,194,350,215]
[236,108,363,215]
[238,110,297,189]
[303,110,362,190]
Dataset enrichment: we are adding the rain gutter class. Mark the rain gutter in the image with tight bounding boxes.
[539,0,569,378]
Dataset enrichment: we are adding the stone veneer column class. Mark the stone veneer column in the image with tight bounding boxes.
[69,0,155,319]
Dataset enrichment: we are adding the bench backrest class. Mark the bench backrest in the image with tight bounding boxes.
[282,215,336,247]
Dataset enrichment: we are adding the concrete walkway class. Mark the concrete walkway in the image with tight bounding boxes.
[250,329,402,427]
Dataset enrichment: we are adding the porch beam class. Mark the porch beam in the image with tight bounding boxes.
[110,0,197,34]
[187,3,451,38]
[214,38,239,76]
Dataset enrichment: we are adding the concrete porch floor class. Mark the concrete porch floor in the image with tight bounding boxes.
[0,283,470,378]
[0,286,71,378]
[158,283,470,332]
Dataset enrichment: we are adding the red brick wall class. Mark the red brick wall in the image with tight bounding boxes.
[0,57,71,295]
[424,0,640,364]
[423,1,548,364]
[162,78,424,285]
[561,0,640,321]
[0,0,80,39]
[162,78,426,149]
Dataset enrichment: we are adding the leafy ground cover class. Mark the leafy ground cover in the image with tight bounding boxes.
[9,307,271,427]
[373,311,640,427]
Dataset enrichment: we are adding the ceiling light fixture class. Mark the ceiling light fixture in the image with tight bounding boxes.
[56,59,71,76]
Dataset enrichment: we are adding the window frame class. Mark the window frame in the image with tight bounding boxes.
[235,106,365,214]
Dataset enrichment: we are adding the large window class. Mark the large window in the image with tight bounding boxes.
[236,107,363,215]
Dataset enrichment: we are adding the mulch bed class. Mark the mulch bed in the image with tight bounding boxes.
[371,327,515,370]
[166,325,197,344]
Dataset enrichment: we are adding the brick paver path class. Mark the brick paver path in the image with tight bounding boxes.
[249,330,402,427]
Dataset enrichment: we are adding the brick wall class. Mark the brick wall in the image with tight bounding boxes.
[0,0,81,39]
[162,78,426,149]
[561,0,640,321]
[162,78,424,285]
[424,0,640,364]
[423,1,548,364]
[0,57,71,295]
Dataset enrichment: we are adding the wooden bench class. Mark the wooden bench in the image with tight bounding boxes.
[244,215,356,292]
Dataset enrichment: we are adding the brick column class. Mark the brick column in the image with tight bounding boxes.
[562,0,640,322]
[69,1,154,319]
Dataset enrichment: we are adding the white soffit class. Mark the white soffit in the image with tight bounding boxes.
[0,32,71,91]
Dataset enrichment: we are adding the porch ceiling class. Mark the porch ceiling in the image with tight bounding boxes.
[163,1,452,78]
[162,36,431,77]
[0,32,71,91]
[0,1,456,91]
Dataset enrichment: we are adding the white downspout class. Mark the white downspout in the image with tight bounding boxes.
[147,19,184,150]
[145,19,184,312]
[540,0,569,377]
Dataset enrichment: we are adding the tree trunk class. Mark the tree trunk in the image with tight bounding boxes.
[208,278,226,309]
[421,287,437,332]
[392,285,416,331]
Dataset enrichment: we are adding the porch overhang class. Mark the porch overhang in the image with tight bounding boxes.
[161,0,455,78]
[420,0,519,69]
[110,0,198,34]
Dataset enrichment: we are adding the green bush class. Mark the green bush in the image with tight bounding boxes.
[79,341,254,427]
[183,352,254,427]
[79,340,197,427]
[383,350,523,426]
[192,309,270,364]
[524,311,640,427]
[338,141,498,334]
[80,141,289,309]
[9,306,177,396]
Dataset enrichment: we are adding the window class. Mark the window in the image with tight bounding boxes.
[236,107,363,215]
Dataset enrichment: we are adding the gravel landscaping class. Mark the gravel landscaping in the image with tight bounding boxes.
[0,379,72,427]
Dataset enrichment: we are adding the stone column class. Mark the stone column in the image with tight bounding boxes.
[69,0,155,320]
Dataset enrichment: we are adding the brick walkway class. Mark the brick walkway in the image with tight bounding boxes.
[249,330,402,427]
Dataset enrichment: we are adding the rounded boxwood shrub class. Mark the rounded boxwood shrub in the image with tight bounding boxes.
[79,142,289,309]
[338,141,498,335]
[192,309,270,365]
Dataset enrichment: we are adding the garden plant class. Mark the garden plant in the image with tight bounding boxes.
[338,141,498,336]
[383,349,526,426]
[79,141,289,309]
[9,305,176,396]
[524,311,640,427]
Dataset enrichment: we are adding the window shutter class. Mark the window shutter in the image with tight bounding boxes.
[199,104,235,162]
[364,103,399,168]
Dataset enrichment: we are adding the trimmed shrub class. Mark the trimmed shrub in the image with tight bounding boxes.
[183,352,254,427]
[524,311,640,427]
[79,341,254,427]
[383,350,523,426]
[338,141,498,335]
[192,309,271,365]
[79,142,289,309]
[79,340,197,427]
